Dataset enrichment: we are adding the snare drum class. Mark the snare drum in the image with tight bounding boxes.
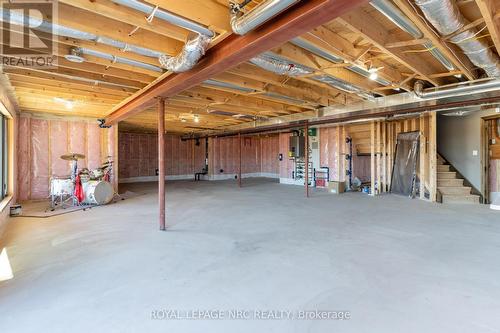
[50,177,74,196]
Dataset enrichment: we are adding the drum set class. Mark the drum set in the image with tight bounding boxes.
[50,153,115,210]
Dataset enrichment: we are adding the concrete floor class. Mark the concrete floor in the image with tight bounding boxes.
[1,178,499,333]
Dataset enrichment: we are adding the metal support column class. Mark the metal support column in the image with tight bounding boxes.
[238,133,242,187]
[158,98,166,230]
[305,123,309,198]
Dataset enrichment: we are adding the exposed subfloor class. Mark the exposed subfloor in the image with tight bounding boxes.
[1,178,500,333]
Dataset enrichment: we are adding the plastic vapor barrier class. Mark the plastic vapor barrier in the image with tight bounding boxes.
[390,131,420,198]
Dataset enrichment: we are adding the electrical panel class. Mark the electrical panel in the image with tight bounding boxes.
[289,136,305,157]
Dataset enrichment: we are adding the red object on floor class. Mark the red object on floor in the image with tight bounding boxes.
[74,175,84,203]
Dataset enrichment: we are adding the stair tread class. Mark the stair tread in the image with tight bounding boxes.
[438,185,470,188]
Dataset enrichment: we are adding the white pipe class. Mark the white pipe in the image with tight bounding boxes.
[230,0,300,35]
[414,79,500,99]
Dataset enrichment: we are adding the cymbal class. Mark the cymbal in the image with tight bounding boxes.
[60,153,86,161]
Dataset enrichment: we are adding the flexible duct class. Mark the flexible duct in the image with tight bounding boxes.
[159,34,211,72]
[414,0,500,77]
[230,0,300,35]
[370,0,454,71]
[249,54,312,76]
[414,78,500,99]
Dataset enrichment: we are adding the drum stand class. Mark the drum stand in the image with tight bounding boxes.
[49,159,80,211]
[105,161,124,202]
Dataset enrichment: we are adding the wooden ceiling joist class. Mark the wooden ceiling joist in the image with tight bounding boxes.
[391,0,477,80]
[337,10,444,86]
[104,0,371,125]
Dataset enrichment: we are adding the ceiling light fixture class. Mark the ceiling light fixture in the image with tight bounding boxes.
[368,66,378,81]
[454,73,462,79]
[53,97,75,110]
[180,118,187,123]
[193,114,200,123]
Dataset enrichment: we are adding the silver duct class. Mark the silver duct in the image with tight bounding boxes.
[313,75,376,100]
[370,0,454,71]
[249,54,312,76]
[230,0,300,35]
[414,78,500,99]
[250,53,377,100]
[0,8,163,58]
[78,48,162,72]
[290,38,394,87]
[415,0,500,77]
[159,34,212,73]
[110,0,214,37]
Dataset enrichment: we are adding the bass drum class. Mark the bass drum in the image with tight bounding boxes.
[82,181,114,205]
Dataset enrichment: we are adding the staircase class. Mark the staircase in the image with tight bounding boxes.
[437,155,480,204]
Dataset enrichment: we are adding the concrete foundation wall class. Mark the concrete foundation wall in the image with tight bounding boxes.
[17,115,117,201]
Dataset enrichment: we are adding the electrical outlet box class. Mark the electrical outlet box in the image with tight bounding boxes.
[472,150,478,156]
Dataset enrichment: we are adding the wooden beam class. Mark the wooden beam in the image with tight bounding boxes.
[58,0,189,42]
[158,98,166,230]
[385,38,430,49]
[104,0,370,125]
[51,3,184,56]
[475,0,500,57]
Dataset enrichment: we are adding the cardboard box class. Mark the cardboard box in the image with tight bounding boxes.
[328,181,345,194]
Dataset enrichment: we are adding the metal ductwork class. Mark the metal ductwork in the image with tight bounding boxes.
[110,0,214,37]
[230,0,300,35]
[370,0,454,71]
[414,78,500,99]
[414,0,500,77]
[313,75,376,100]
[159,34,212,73]
[290,38,394,88]
[250,53,377,100]
[0,8,163,58]
[77,48,163,72]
